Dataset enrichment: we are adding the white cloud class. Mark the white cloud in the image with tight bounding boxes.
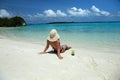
[100,11,110,16]
[68,7,91,17]
[71,7,77,11]
[56,10,67,17]
[91,5,110,16]
[34,13,43,17]
[44,9,56,17]
[0,9,10,17]
[28,9,67,18]
[27,5,110,19]
[44,9,67,17]
[91,5,100,12]
[69,5,110,17]
[27,13,44,18]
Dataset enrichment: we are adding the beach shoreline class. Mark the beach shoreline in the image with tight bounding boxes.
[0,36,120,80]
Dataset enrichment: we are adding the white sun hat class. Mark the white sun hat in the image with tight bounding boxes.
[47,29,60,42]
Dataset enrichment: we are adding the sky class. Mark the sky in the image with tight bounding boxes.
[0,0,120,24]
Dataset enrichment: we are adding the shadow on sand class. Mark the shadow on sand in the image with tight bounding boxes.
[46,50,57,55]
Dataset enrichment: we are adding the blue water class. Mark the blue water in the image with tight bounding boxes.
[0,22,120,53]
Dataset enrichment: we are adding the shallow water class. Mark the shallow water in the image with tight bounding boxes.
[0,22,120,53]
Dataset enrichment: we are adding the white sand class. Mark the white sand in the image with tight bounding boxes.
[0,37,120,80]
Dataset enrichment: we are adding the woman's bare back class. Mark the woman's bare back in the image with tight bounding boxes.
[48,39,60,50]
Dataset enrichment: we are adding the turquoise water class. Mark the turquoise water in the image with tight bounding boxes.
[0,22,120,53]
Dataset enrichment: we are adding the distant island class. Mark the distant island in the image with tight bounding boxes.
[0,16,26,27]
[47,22,76,24]
[47,21,120,24]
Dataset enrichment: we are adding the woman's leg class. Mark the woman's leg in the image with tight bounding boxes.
[60,45,71,53]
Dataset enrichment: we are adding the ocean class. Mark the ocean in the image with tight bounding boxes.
[0,22,120,53]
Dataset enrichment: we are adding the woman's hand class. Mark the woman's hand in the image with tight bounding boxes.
[40,51,45,54]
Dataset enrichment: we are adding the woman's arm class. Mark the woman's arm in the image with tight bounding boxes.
[40,40,49,54]
[56,39,63,59]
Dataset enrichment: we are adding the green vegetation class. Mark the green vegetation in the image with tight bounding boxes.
[0,16,26,27]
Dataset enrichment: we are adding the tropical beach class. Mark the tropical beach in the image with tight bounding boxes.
[0,32,120,80]
[0,22,120,80]
[1,0,120,80]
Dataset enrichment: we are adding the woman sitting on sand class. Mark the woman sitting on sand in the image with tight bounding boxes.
[40,29,71,59]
